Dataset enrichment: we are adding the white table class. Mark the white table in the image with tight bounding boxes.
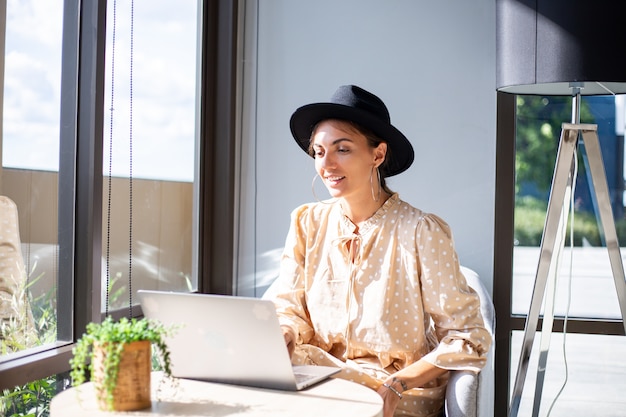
[51,373,383,417]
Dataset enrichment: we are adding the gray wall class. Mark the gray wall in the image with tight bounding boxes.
[236,0,496,296]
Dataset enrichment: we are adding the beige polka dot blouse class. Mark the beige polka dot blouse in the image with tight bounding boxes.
[269,193,492,417]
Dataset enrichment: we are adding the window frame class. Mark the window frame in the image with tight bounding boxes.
[0,0,240,391]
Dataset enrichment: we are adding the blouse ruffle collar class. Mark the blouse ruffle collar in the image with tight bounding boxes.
[338,193,400,234]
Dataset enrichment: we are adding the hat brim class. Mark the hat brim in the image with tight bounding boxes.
[290,103,414,177]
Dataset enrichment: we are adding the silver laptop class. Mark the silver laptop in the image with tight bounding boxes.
[138,290,339,391]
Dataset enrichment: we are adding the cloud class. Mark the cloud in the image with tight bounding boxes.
[3,0,199,182]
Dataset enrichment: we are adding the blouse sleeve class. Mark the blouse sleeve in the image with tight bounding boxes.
[265,204,316,345]
[416,213,492,373]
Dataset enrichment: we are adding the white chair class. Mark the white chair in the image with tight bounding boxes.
[445,266,495,417]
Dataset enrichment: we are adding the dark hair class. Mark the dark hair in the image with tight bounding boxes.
[307,119,394,194]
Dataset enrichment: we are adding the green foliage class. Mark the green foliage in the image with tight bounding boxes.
[0,264,61,417]
[514,196,626,246]
[515,95,594,195]
[514,197,548,246]
[69,316,174,411]
[0,263,54,355]
[0,376,67,417]
[513,95,626,247]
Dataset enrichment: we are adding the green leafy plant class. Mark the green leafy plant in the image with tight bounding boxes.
[1,263,60,417]
[0,262,49,354]
[69,316,174,411]
[0,375,65,417]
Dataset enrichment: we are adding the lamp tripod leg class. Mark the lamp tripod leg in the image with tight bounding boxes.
[532,156,575,417]
[509,126,579,417]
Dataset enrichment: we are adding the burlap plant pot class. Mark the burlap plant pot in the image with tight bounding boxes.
[92,340,152,411]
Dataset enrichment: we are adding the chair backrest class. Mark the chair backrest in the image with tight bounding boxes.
[460,266,495,336]
[445,266,495,417]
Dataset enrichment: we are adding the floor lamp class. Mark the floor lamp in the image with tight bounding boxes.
[496,1,626,416]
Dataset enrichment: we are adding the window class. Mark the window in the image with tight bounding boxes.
[513,95,625,319]
[0,0,229,395]
[495,92,626,415]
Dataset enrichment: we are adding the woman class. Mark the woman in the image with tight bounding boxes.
[266,85,491,417]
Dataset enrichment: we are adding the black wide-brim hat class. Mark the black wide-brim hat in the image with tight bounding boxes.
[289,84,414,177]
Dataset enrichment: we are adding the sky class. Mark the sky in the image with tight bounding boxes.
[2,0,198,182]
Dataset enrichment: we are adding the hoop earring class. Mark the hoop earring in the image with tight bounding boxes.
[311,174,334,204]
[370,167,381,202]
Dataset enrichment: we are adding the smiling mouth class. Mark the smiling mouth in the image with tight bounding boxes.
[325,176,345,184]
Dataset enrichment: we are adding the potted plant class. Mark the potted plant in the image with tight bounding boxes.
[70,316,174,411]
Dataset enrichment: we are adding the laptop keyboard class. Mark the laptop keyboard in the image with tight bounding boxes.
[294,371,319,385]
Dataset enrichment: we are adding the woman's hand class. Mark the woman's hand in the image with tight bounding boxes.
[376,380,402,417]
[376,361,447,417]
[280,325,297,358]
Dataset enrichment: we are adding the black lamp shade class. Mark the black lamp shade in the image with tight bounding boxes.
[497,0,626,95]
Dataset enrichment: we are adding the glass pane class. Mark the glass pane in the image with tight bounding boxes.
[510,331,626,416]
[1,0,63,355]
[100,0,200,312]
[513,95,626,320]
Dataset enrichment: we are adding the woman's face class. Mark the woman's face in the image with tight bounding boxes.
[311,120,386,201]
